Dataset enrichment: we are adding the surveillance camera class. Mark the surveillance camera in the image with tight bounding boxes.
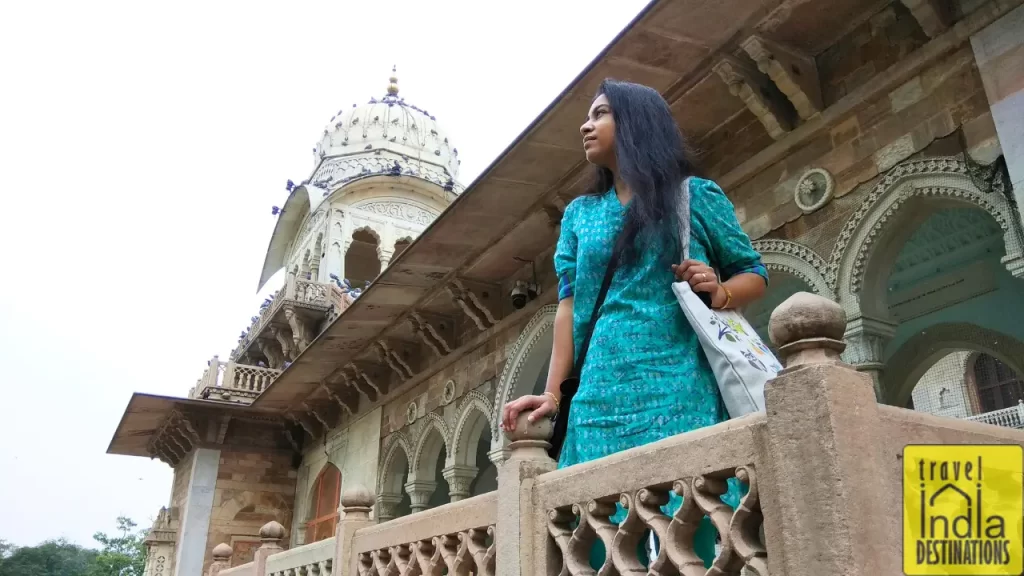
[511,281,529,310]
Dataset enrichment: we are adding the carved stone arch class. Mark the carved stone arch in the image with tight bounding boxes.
[883,323,1024,408]
[826,157,1024,319]
[410,412,451,481]
[751,239,833,300]
[376,432,412,497]
[449,389,494,468]
[350,223,383,243]
[490,304,558,456]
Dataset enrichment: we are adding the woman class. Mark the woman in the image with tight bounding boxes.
[500,79,769,566]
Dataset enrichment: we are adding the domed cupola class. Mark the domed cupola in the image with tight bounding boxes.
[308,68,463,195]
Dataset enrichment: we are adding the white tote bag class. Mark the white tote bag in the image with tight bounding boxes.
[671,178,782,418]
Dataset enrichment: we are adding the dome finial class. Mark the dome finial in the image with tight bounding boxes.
[387,65,399,96]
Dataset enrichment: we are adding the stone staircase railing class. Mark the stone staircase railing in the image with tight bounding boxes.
[205,292,1024,576]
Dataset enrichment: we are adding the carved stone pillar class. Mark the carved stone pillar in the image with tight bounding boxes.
[378,246,394,270]
[442,464,478,502]
[403,480,437,513]
[841,315,896,401]
[374,493,403,523]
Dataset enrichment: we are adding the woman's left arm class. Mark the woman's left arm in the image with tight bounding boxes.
[675,178,769,310]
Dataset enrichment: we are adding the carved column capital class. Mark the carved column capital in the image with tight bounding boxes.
[841,315,897,400]
[374,493,403,523]
[442,464,479,502]
[403,480,437,513]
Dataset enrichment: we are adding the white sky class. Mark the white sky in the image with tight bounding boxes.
[0,0,649,547]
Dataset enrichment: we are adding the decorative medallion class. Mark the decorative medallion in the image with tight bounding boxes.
[441,380,456,405]
[793,168,834,214]
[406,401,418,425]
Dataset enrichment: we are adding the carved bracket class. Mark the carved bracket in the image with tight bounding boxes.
[713,56,794,140]
[375,340,415,380]
[446,279,499,331]
[347,362,384,400]
[320,382,358,416]
[284,307,314,352]
[741,35,822,120]
[271,326,295,361]
[409,312,455,357]
[900,0,952,37]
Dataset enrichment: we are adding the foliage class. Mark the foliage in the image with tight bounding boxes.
[0,538,97,576]
[0,516,148,576]
[88,517,148,576]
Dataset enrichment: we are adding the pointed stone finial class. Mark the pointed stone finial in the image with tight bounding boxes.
[387,65,399,96]
[769,292,846,368]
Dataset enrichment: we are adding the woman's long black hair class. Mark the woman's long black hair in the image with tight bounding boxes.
[585,79,698,261]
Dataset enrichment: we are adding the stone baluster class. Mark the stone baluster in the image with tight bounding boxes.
[761,292,899,575]
[253,521,286,576]
[497,408,557,576]
[333,484,376,576]
[207,543,232,576]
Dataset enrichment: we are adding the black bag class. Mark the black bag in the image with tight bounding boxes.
[548,220,637,460]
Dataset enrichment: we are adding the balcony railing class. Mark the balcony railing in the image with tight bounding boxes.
[188,356,282,404]
[230,273,355,366]
[965,400,1024,429]
[204,292,1024,576]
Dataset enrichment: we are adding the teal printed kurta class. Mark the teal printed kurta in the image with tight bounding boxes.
[554,177,768,566]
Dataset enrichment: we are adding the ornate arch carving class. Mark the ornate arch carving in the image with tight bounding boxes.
[751,239,833,299]
[376,432,412,496]
[883,323,1024,407]
[449,389,494,467]
[490,304,558,449]
[410,412,451,480]
[826,157,1024,316]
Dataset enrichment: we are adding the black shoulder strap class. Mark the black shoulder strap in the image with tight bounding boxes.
[572,219,636,377]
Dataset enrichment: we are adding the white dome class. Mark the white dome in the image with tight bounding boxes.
[308,69,462,194]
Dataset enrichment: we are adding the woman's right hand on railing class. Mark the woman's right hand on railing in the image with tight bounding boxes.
[500,394,557,433]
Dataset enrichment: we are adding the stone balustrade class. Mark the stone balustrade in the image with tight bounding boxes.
[965,399,1024,428]
[188,355,282,403]
[206,292,1024,576]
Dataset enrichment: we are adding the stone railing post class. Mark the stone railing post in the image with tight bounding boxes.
[285,270,298,300]
[252,521,285,576]
[334,484,376,575]
[761,292,899,575]
[496,409,557,576]
[207,543,232,576]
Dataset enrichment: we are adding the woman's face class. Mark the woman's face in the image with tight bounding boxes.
[581,94,615,168]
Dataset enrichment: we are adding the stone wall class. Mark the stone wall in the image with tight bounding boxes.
[727,44,999,257]
[204,450,297,571]
[169,451,193,511]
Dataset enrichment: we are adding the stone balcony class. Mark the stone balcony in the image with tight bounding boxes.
[188,355,283,404]
[231,273,356,369]
[202,292,1024,576]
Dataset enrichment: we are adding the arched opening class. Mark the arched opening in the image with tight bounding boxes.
[973,353,1024,412]
[377,437,412,523]
[393,237,412,260]
[345,228,381,287]
[306,463,341,543]
[411,422,449,512]
[491,305,556,458]
[451,397,498,498]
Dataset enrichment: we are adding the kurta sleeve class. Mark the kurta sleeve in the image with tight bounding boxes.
[554,199,579,301]
[692,178,769,285]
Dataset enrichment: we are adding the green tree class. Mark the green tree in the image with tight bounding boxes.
[87,517,147,576]
[0,538,97,576]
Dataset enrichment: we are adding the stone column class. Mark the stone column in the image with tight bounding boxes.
[496,409,557,576]
[760,292,900,576]
[442,464,478,502]
[206,543,231,576]
[334,485,376,576]
[173,449,220,576]
[403,480,437,513]
[841,315,895,401]
[252,521,285,576]
[373,493,402,523]
[972,5,1024,210]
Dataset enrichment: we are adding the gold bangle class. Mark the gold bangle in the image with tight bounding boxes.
[719,285,733,310]
[544,391,560,412]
